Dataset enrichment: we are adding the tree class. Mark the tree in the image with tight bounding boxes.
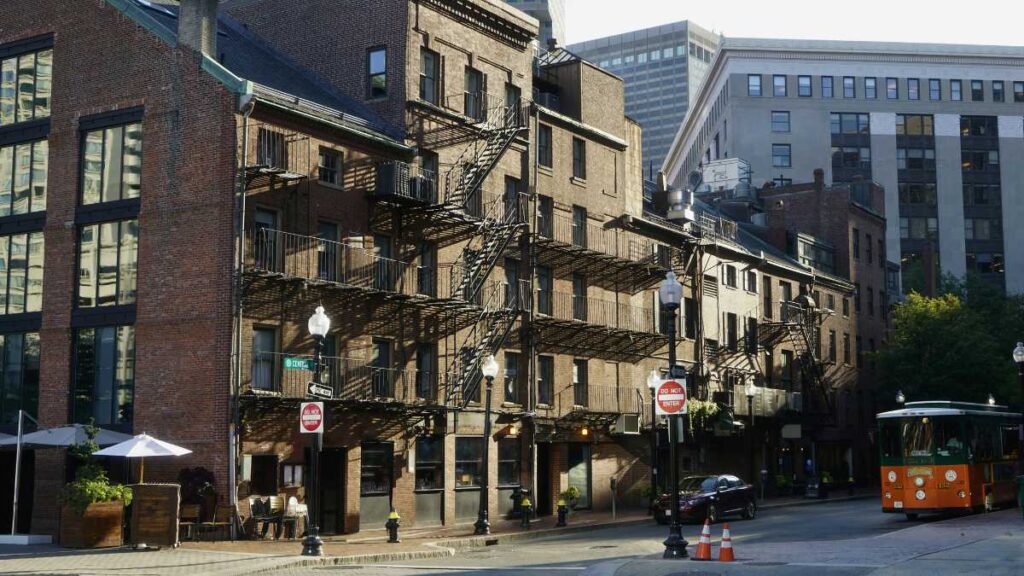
[876,275,1024,409]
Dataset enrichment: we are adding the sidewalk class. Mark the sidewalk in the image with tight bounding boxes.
[0,491,876,575]
[592,507,1024,576]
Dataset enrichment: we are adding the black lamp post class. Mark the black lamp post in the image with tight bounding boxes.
[646,369,661,515]
[896,390,905,406]
[1012,342,1024,421]
[302,305,330,556]
[745,379,758,495]
[659,271,687,559]
[475,354,500,535]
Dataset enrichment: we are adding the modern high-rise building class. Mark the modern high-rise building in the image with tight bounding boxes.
[663,38,1024,295]
[505,0,565,47]
[569,21,720,174]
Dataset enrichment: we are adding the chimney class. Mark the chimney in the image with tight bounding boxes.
[178,0,218,56]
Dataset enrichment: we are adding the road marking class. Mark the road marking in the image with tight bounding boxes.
[784,562,887,568]
[355,565,586,571]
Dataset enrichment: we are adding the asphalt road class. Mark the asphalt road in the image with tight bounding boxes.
[281,498,917,576]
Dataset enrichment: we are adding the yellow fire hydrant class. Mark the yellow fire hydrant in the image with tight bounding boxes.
[385,509,401,543]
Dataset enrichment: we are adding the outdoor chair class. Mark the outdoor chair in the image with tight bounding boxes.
[198,504,236,540]
[253,496,284,539]
[179,504,201,541]
[281,496,307,540]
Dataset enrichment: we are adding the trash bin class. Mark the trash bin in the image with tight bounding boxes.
[805,476,828,499]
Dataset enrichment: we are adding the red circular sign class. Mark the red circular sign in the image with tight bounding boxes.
[656,380,687,415]
[301,402,323,433]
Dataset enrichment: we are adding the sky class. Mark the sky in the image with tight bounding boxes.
[564,0,1024,47]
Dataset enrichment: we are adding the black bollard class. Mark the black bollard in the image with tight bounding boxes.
[556,498,568,527]
[385,510,401,543]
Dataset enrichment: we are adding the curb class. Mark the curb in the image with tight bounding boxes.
[435,517,653,549]
[247,546,457,574]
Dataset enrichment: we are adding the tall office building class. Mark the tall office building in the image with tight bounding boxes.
[505,0,565,47]
[663,38,1024,294]
[569,21,720,174]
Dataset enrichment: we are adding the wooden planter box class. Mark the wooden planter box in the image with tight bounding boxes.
[60,501,124,548]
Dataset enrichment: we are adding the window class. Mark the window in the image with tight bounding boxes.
[255,127,285,170]
[573,359,588,406]
[726,312,738,351]
[771,111,790,132]
[0,232,43,314]
[684,297,697,338]
[901,217,938,239]
[798,75,812,97]
[830,113,870,134]
[773,75,786,96]
[951,79,962,101]
[282,463,304,488]
[842,297,849,316]
[864,77,877,99]
[536,264,552,315]
[866,233,873,264]
[886,77,898,99]
[455,437,482,488]
[821,76,833,98]
[762,276,773,319]
[879,239,885,269]
[773,177,792,187]
[1014,81,1024,103]
[745,270,757,293]
[464,67,484,121]
[505,82,521,110]
[504,351,519,403]
[867,287,875,316]
[73,325,135,426]
[372,338,394,398]
[361,442,393,495]
[854,282,861,312]
[896,149,936,172]
[318,148,341,187]
[963,184,1001,206]
[250,327,276,391]
[746,317,758,353]
[971,80,983,101]
[572,137,586,179]
[0,139,47,215]
[964,218,1002,241]
[419,48,439,104]
[77,220,138,308]
[928,78,941,100]
[367,47,387,98]
[415,343,435,399]
[772,144,791,168]
[747,74,762,96]
[852,228,860,259]
[724,264,737,288]
[248,455,279,495]
[896,114,934,136]
[843,333,851,364]
[831,146,871,169]
[993,81,1004,102]
[843,76,855,98]
[537,124,552,168]
[904,78,919,100]
[826,293,835,311]
[0,47,52,126]
[498,438,521,487]
[538,355,553,405]
[82,122,143,205]
[415,436,444,491]
[0,331,39,427]
[828,330,837,362]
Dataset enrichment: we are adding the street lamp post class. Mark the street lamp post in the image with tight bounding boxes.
[659,271,687,559]
[745,379,758,496]
[646,369,661,515]
[302,305,331,557]
[1012,342,1024,429]
[475,355,500,535]
[896,390,905,406]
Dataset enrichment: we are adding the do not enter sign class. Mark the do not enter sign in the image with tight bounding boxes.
[300,402,324,434]
[655,379,688,416]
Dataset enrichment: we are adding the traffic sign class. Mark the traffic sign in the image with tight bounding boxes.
[655,379,688,416]
[300,402,324,434]
[284,357,317,371]
[307,381,334,400]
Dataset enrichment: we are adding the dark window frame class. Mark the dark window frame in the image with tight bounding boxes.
[572,137,586,179]
[366,46,388,99]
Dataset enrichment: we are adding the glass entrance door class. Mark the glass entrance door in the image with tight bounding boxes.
[567,444,592,509]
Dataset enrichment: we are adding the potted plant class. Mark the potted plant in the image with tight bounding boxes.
[560,486,581,510]
[178,467,217,520]
[59,424,133,548]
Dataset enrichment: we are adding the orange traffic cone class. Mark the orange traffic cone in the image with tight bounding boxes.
[691,519,713,561]
[717,522,735,562]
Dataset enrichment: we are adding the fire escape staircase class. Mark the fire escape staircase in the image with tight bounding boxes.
[759,311,833,423]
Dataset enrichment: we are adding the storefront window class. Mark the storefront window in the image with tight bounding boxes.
[415,436,443,491]
[360,442,393,496]
[455,437,482,488]
[498,438,520,486]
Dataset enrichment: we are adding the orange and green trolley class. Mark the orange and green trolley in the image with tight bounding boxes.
[878,401,1021,519]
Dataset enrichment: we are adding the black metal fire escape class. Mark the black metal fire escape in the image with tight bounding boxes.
[759,299,833,423]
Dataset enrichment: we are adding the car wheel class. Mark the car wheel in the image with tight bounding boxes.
[905,513,919,521]
[742,500,756,520]
[706,504,718,524]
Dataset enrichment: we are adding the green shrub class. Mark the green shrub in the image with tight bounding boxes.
[59,421,133,515]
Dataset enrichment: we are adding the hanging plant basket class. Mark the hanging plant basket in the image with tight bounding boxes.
[686,398,721,432]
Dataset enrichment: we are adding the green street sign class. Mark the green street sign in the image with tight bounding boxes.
[284,357,316,371]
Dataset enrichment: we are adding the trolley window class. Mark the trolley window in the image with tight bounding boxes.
[933,418,964,458]
[879,420,901,461]
[902,418,933,458]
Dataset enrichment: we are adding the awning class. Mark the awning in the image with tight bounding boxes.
[0,424,133,449]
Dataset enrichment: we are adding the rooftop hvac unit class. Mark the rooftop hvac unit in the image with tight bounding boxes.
[612,413,640,435]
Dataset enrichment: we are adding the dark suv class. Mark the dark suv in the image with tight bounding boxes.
[652,474,756,524]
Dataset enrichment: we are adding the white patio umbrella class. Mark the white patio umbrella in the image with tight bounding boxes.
[92,433,192,483]
[0,423,133,448]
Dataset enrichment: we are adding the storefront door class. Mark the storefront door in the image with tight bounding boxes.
[568,444,591,509]
[318,448,345,535]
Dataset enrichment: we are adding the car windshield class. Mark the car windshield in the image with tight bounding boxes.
[678,476,717,492]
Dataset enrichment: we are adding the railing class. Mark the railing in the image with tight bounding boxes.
[445,91,525,130]
[243,351,438,403]
[375,162,438,203]
[731,387,796,417]
[536,212,671,267]
[535,290,656,334]
[552,383,644,416]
